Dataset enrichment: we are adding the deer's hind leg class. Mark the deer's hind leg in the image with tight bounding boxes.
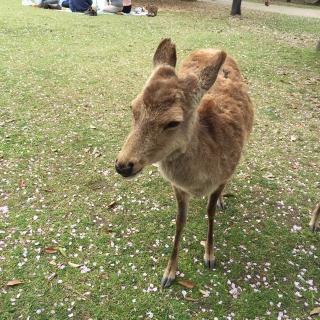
[217,191,226,210]
[309,203,320,232]
[161,186,189,288]
[204,184,225,269]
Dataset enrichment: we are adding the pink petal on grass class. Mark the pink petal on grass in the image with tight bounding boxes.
[0,206,8,214]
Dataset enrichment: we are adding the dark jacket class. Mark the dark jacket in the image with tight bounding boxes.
[69,0,92,12]
[61,0,69,8]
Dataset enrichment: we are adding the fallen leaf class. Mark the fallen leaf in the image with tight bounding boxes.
[107,201,117,209]
[47,273,57,281]
[7,279,23,286]
[99,273,109,280]
[92,147,102,157]
[68,262,81,268]
[310,307,320,316]
[178,280,195,289]
[185,297,199,302]
[263,172,275,180]
[18,179,26,188]
[0,119,15,127]
[44,247,58,254]
[58,247,67,257]
[223,193,236,198]
[103,227,113,234]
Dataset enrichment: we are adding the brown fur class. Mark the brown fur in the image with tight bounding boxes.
[146,4,158,17]
[116,38,254,287]
[309,203,320,232]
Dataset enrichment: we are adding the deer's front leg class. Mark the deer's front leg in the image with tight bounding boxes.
[309,203,320,232]
[204,184,225,269]
[161,186,189,288]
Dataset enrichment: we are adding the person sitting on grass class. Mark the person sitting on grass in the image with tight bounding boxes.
[99,0,123,13]
[69,0,92,12]
[61,0,69,8]
[38,0,62,9]
[122,0,131,14]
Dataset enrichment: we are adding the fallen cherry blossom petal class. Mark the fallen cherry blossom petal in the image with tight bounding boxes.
[0,206,8,214]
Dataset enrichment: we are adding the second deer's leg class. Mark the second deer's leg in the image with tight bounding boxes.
[309,203,320,232]
[161,186,189,288]
[204,184,225,269]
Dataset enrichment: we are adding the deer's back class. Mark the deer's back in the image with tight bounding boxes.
[179,51,254,143]
[197,55,254,160]
[181,53,253,191]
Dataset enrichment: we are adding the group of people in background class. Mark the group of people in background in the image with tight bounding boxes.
[37,0,132,15]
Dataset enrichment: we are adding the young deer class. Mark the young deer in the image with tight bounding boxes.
[115,39,254,287]
[309,203,320,232]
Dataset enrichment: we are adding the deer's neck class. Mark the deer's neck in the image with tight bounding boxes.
[162,113,201,164]
[157,111,224,196]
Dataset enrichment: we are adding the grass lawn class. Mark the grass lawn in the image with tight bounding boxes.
[245,0,320,10]
[0,0,319,319]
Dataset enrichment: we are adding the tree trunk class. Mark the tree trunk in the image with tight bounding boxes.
[231,0,242,16]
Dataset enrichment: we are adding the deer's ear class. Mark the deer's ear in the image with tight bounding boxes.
[198,51,227,90]
[153,38,177,68]
[182,50,227,109]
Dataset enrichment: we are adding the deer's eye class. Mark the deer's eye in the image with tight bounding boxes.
[164,121,181,130]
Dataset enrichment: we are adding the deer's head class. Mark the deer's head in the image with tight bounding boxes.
[115,39,226,178]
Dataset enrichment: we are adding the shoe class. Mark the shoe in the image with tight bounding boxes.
[48,4,62,9]
[84,7,97,16]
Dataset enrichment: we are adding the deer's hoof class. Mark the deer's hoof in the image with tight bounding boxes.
[204,251,215,270]
[309,224,320,232]
[217,198,226,211]
[161,276,174,288]
[161,262,176,288]
[204,258,216,270]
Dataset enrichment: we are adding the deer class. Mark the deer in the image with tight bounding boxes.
[115,38,254,288]
[309,203,320,232]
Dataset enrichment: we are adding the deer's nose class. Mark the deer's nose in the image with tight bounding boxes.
[115,160,134,177]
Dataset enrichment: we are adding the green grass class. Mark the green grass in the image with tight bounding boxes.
[0,1,319,319]
[246,0,320,10]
